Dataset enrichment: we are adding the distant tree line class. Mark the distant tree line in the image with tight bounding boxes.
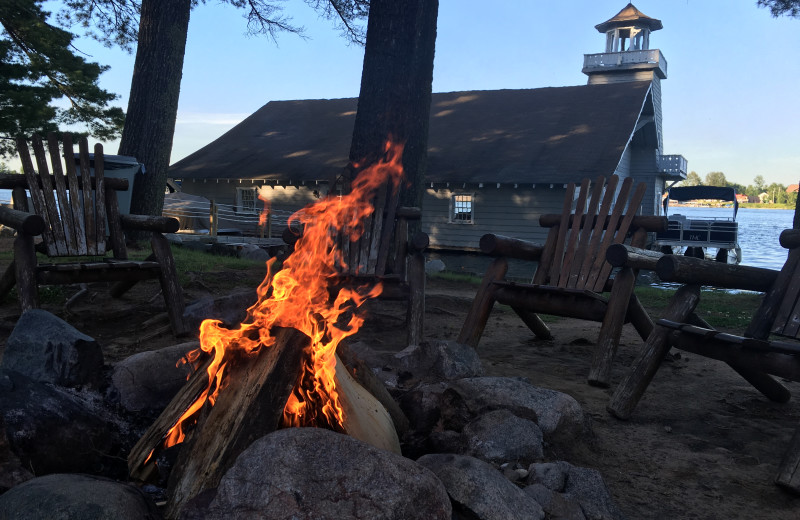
[677,171,798,205]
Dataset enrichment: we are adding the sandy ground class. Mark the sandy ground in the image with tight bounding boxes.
[1,246,799,519]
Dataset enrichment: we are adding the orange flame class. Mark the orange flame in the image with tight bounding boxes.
[157,139,406,453]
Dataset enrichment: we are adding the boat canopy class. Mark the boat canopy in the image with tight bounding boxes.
[663,186,738,218]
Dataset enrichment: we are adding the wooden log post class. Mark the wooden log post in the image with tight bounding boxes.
[607,284,702,420]
[605,244,664,271]
[13,234,38,311]
[588,266,636,387]
[656,255,778,292]
[151,233,188,337]
[479,233,544,261]
[457,257,509,348]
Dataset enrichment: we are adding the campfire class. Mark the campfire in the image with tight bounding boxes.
[129,141,407,516]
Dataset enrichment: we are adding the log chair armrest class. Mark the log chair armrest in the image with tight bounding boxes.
[606,244,664,271]
[479,233,544,262]
[0,206,45,236]
[780,229,800,250]
[655,254,778,293]
[120,214,180,234]
[396,206,422,220]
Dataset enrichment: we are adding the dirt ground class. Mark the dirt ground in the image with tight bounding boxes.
[1,245,799,519]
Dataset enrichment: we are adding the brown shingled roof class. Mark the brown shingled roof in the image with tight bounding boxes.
[169,81,652,185]
[595,3,663,33]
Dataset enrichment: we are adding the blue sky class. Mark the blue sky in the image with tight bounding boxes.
[22,1,800,186]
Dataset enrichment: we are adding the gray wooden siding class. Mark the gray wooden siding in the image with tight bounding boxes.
[421,186,567,250]
[628,147,663,216]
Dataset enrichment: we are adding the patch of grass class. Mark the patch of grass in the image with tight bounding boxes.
[428,271,482,284]
[636,285,763,331]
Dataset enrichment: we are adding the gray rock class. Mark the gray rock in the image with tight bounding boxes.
[527,461,572,491]
[111,341,200,412]
[393,340,483,381]
[564,465,625,520]
[417,453,545,520]
[0,369,132,478]
[184,428,451,520]
[0,473,161,520]
[462,409,544,465]
[235,243,269,261]
[1,309,103,388]
[449,377,588,442]
[425,258,446,273]
[182,288,257,332]
[524,484,587,520]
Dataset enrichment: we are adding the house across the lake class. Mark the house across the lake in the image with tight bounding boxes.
[169,3,687,251]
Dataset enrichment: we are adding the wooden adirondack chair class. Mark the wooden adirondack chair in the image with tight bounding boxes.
[606,228,800,493]
[457,174,667,386]
[0,134,188,336]
[283,180,429,348]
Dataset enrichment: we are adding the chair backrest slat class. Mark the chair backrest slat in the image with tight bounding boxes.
[46,133,78,252]
[62,134,88,256]
[92,143,108,254]
[78,139,98,255]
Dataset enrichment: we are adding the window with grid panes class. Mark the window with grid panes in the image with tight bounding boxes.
[451,193,474,224]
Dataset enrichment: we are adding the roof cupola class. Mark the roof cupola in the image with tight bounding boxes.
[583,3,667,84]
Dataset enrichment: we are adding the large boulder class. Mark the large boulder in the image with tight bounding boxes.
[110,341,200,413]
[1,309,103,388]
[417,453,545,520]
[0,473,161,520]
[393,340,483,382]
[449,377,588,442]
[0,369,132,479]
[462,409,544,465]
[180,427,451,520]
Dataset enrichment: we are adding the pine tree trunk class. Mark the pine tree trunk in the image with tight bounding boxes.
[348,0,439,213]
[118,0,191,223]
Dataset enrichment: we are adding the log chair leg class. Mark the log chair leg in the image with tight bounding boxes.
[607,284,701,420]
[14,234,38,311]
[457,257,508,348]
[406,250,425,346]
[511,307,552,340]
[589,267,636,387]
[151,234,188,337]
[686,313,790,403]
[776,424,800,494]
